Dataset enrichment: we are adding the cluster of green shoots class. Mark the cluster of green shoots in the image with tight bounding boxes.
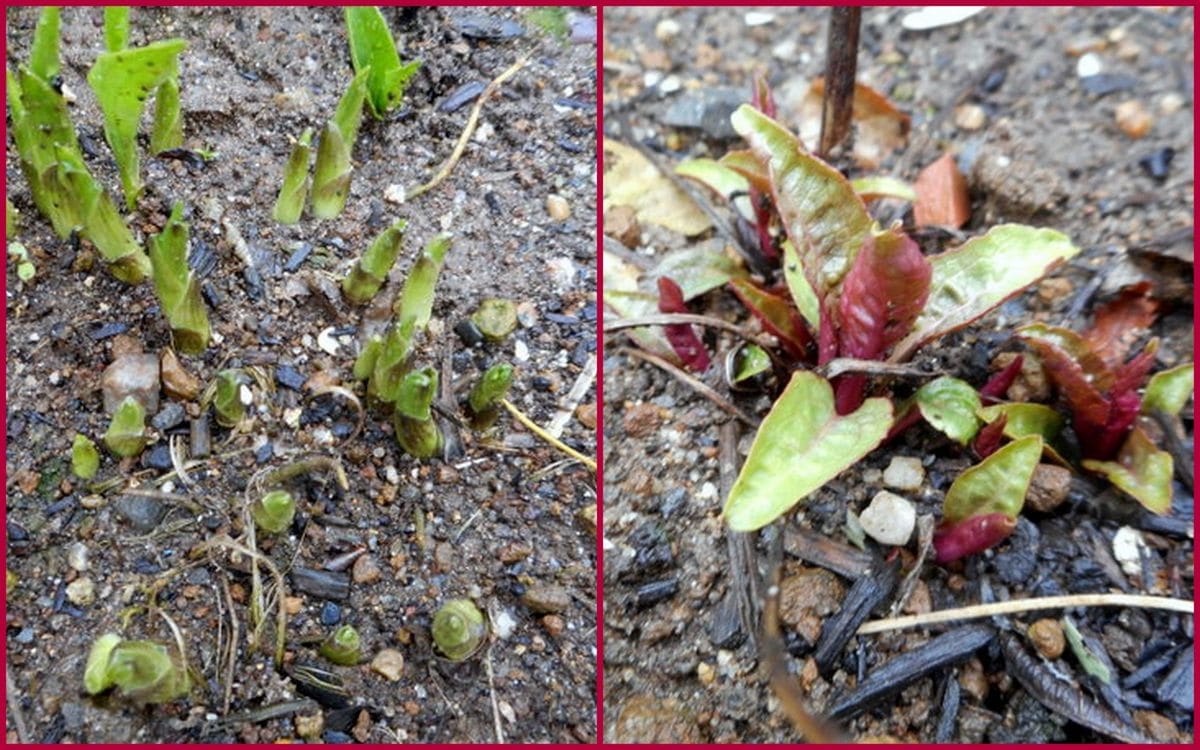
[274,7,420,223]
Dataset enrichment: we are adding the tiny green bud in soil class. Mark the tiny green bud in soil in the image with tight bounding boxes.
[343,219,407,304]
[252,489,295,534]
[213,369,249,428]
[273,128,313,225]
[72,433,100,479]
[104,396,148,457]
[432,599,487,661]
[394,367,443,458]
[393,231,452,329]
[471,298,518,342]
[84,632,124,695]
[8,241,35,282]
[319,624,362,666]
[103,639,190,704]
[149,202,210,354]
[6,198,18,237]
[467,363,514,430]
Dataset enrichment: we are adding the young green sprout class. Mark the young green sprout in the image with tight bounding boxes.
[273,128,313,225]
[5,198,17,237]
[30,6,61,81]
[7,242,36,283]
[311,69,369,220]
[343,219,407,304]
[252,489,295,534]
[148,202,210,355]
[353,334,384,381]
[471,299,518,342]
[87,39,188,210]
[318,624,362,666]
[72,433,101,479]
[103,7,130,52]
[467,363,514,430]
[394,366,442,459]
[393,232,452,328]
[368,317,416,405]
[104,396,149,457]
[84,633,190,704]
[432,599,487,661]
[149,74,183,154]
[345,6,421,119]
[213,370,250,428]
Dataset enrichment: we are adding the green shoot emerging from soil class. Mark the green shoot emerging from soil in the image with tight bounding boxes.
[213,370,249,428]
[87,38,187,209]
[393,231,452,327]
[149,202,210,354]
[71,433,100,479]
[149,74,183,154]
[319,624,362,666]
[103,7,130,52]
[432,599,487,661]
[251,489,295,534]
[343,219,407,304]
[472,298,518,342]
[273,128,313,225]
[311,69,369,219]
[84,633,190,704]
[344,6,421,119]
[6,197,17,236]
[30,6,60,81]
[104,396,148,457]
[394,366,443,458]
[467,363,514,431]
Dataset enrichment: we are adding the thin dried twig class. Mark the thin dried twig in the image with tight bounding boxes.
[500,399,597,472]
[624,347,756,426]
[547,353,597,439]
[407,54,531,201]
[818,7,861,156]
[858,593,1194,635]
[485,645,505,743]
[6,663,30,744]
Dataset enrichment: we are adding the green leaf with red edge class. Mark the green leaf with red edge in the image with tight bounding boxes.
[889,225,1081,363]
[1016,325,1109,421]
[1142,362,1194,416]
[729,278,810,358]
[1018,323,1113,389]
[1082,281,1160,370]
[851,176,916,203]
[942,434,1043,525]
[723,371,892,531]
[915,376,982,445]
[1082,427,1173,514]
[649,244,749,301]
[730,105,874,298]
[836,229,931,358]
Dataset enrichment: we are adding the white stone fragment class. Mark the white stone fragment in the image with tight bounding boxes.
[902,7,985,31]
[883,456,925,491]
[1112,526,1148,576]
[858,491,916,546]
[1077,52,1102,78]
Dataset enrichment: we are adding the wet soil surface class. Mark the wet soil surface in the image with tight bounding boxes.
[603,6,1192,743]
[6,6,596,743]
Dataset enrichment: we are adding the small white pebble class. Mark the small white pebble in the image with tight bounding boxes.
[858,491,917,546]
[493,608,518,639]
[744,11,776,26]
[514,339,530,363]
[1112,526,1148,576]
[66,542,89,572]
[883,456,925,491]
[654,19,680,41]
[1077,52,1102,78]
[317,327,340,355]
[384,184,406,205]
[657,75,682,95]
[66,577,95,606]
[384,465,400,485]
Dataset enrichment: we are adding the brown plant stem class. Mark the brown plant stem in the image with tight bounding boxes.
[818,7,861,157]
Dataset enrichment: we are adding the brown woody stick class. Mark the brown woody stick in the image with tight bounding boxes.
[818,8,861,157]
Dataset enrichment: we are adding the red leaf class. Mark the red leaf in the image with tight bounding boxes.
[656,277,711,372]
[913,153,970,229]
[1082,282,1160,370]
[835,230,932,359]
[1020,335,1111,438]
[980,355,1023,403]
[933,512,1017,564]
[971,414,1008,459]
[751,70,777,120]
[1087,390,1142,461]
[1110,338,1159,398]
[729,278,810,358]
[818,299,838,366]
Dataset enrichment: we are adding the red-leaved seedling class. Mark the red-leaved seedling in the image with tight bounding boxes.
[656,276,711,372]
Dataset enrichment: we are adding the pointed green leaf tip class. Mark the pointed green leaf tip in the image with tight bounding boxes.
[345,6,421,119]
[915,376,982,445]
[311,122,351,220]
[723,372,892,531]
[467,363,514,430]
[394,232,452,328]
[1142,363,1193,417]
[343,219,407,304]
[942,435,1043,525]
[103,7,130,52]
[30,7,61,81]
[87,39,187,210]
[104,396,148,457]
[273,128,313,225]
[72,433,100,479]
[149,75,183,154]
[149,202,210,354]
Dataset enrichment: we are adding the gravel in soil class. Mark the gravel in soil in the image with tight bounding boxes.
[6,6,597,743]
[603,6,1192,743]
